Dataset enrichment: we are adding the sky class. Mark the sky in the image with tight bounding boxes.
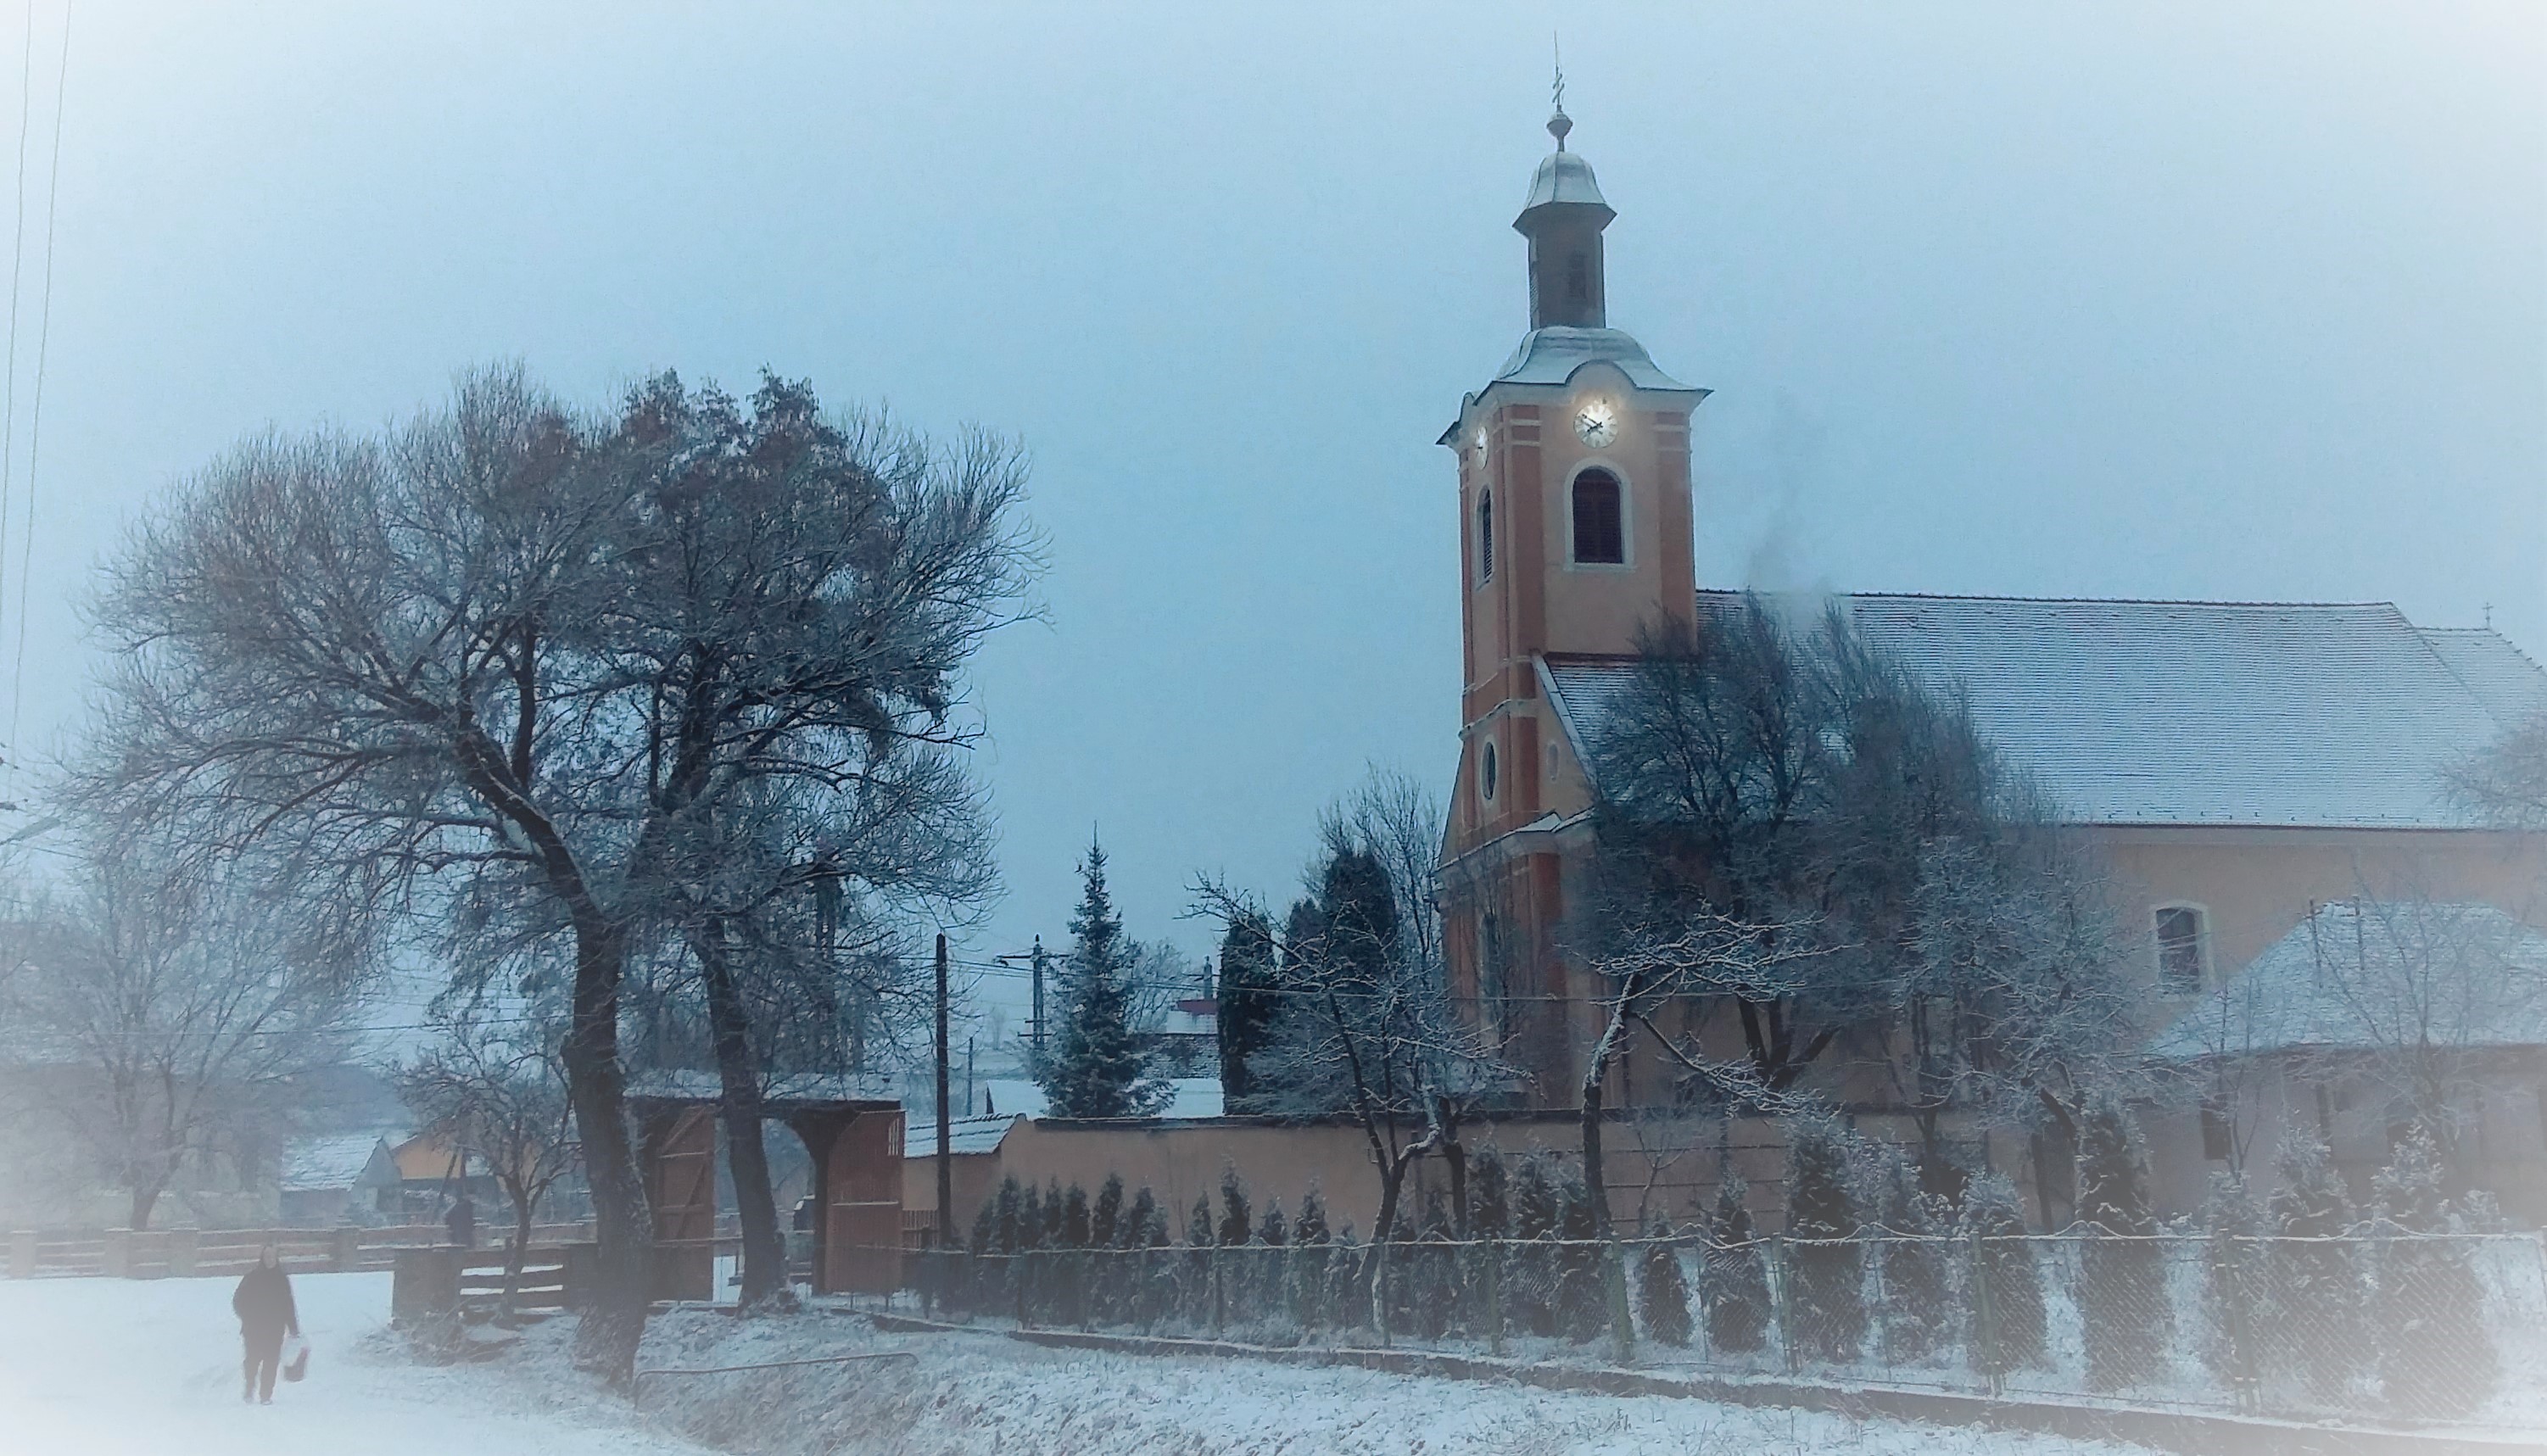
[0,3,2538,1033]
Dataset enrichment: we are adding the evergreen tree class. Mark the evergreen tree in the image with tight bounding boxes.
[1039,840,1170,1117]
[1120,1185,1159,1249]
[1043,1178,1069,1247]
[2199,1171,2265,1400]
[1785,1119,1867,1364]
[1874,1150,1951,1364]
[1701,1176,1771,1354]
[1018,1182,1046,1250]
[993,1176,1025,1253]
[1963,1171,2047,1376]
[969,1197,998,1257]
[1092,1173,1125,1251]
[1187,1193,1215,1246]
[2075,1096,2169,1391]
[1326,1226,1362,1329]
[1215,908,1279,1109]
[2373,1130,2497,1418]
[1469,1146,1511,1240]
[1062,1183,1092,1249]
[1511,1156,1562,1336]
[1295,1186,1331,1245]
[1260,1198,1288,1247]
[2262,1136,2364,1403]
[1412,1190,1456,1339]
[1555,1171,1606,1343]
[1218,1165,1254,1247]
[1638,1216,1694,1348]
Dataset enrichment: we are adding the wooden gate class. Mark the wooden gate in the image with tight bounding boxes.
[646,1106,718,1301]
[824,1109,903,1295]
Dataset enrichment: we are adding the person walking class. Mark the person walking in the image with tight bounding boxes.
[444,1193,477,1249]
[231,1246,299,1405]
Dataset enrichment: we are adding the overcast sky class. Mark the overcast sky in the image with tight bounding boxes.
[2,3,2539,1025]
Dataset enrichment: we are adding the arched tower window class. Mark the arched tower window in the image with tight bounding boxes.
[1571,469,1623,565]
[1476,489,1494,583]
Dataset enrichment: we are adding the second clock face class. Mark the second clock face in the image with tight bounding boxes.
[1574,402,1617,448]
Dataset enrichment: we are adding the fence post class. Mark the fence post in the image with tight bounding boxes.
[1969,1223,2000,1397]
[1486,1240,1505,1358]
[1767,1234,1793,1376]
[7,1230,31,1279]
[167,1227,198,1278]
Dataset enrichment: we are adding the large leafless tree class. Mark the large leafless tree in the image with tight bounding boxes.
[76,366,1032,1377]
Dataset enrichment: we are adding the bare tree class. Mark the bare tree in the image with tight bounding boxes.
[397,1001,578,1308]
[75,366,1033,1377]
[2448,709,2547,831]
[14,843,357,1230]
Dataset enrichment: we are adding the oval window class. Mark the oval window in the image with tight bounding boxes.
[1480,741,1499,802]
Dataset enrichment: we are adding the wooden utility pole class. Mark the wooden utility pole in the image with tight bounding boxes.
[1030,934,1048,1068]
[935,932,952,1248]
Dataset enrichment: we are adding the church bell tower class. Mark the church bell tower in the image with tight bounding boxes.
[1439,102,1706,1097]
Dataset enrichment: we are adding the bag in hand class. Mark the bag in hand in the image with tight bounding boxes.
[282,1334,311,1383]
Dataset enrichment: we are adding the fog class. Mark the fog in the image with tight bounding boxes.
[3,1,2539,992]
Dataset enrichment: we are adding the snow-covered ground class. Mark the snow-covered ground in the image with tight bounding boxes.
[0,1272,2143,1455]
[0,1271,707,1456]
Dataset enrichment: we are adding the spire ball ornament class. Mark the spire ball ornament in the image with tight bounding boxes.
[1547,109,1572,149]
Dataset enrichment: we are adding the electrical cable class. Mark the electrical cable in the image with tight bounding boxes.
[7,0,68,767]
[0,3,35,683]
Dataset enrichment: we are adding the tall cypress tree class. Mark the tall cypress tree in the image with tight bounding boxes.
[1702,1176,1771,1354]
[2263,1137,2364,1403]
[1785,1119,1866,1364]
[2075,1096,2168,1392]
[1215,908,1278,1110]
[1040,839,1168,1118]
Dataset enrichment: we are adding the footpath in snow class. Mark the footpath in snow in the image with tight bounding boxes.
[0,1270,2145,1455]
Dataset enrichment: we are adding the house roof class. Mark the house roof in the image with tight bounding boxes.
[2148,901,2547,1062]
[1541,593,2547,830]
[902,1114,1023,1159]
[281,1134,397,1193]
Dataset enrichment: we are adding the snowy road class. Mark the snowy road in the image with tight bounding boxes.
[0,1271,711,1456]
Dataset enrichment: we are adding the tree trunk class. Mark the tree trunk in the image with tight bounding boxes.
[560,919,651,1386]
[505,1181,533,1311]
[129,1180,163,1233]
[694,921,789,1310]
[1580,1067,1634,1362]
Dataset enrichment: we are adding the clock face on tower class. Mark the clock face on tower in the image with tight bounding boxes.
[1573,400,1617,449]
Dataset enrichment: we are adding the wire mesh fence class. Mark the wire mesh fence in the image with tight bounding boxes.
[897,1227,2547,1430]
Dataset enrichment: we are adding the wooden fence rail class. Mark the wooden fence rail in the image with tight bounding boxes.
[3,1222,602,1280]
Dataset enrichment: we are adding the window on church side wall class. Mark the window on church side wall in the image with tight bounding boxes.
[1572,470,1623,565]
[2155,905,2208,996]
[1480,741,1499,802]
[1477,489,1494,583]
[1566,251,1589,305]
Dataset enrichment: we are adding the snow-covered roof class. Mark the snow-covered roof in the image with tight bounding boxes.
[902,1114,1023,1159]
[624,1068,897,1107]
[282,1135,397,1193]
[974,1076,1225,1122]
[1489,326,1697,394]
[2148,901,2547,1062]
[1542,593,2547,829]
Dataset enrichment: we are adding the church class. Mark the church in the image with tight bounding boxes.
[1435,105,2547,1219]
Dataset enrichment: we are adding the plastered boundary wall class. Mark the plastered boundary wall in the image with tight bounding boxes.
[904,1112,1958,1239]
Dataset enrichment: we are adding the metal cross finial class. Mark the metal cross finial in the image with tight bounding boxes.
[1548,34,1572,149]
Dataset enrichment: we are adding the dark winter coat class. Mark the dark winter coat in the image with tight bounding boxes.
[232,1264,299,1339]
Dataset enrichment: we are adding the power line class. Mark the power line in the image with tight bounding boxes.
[8,0,67,767]
[0,2,35,678]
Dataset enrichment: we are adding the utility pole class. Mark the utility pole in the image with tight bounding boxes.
[964,1036,975,1117]
[935,932,952,1249]
[1031,934,1048,1068]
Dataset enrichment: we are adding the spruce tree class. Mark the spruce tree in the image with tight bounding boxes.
[1638,1216,1694,1347]
[1062,1183,1092,1249]
[2075,1096,2169,1392]
[1874,1150,1951,1364]
[1092,1173,1125,1251]
[1702,1176,1771,1354]
[2263,1136,2364,1403]
[1963,1171,2047,1376]
[1215,908,1279,1110]
[2373,1130,2497,1418]
[1120,1185,1159,1249]
[1785,1119,1867,1364]
[1218,1165,1254,1246]
[1039,839,1169,1118]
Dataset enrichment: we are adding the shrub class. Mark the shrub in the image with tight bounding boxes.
[1061,1183,1092,1249]
[1962,1171,2047,1376]
[1510,1156,1562,1336]
[2075,1096,2168,1392]
[1638,1216,1694,1347]
[2373,1130,2497,1418]
[2262,1137,2364,1404]
[1785,1119,1866,1364]
[1092,1173,1125,1250]
[1873,1150,1951,1364]
[1555,1171,1606,1343]
[1701,1176,1771,1354]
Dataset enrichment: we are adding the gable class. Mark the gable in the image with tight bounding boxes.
[1541,592,2547,830]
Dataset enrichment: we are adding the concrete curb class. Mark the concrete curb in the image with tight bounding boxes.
[864,1312,2536,1456]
